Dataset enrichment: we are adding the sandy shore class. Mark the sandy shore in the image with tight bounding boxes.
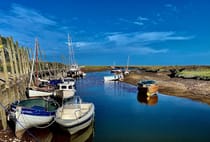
[123,70,210,105]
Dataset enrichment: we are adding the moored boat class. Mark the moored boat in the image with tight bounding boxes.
[137,92,158,106]
[63,77,76,86]
[66,34,86,78]
[137,80,158,96]
[55,96,95,134]
[8,98,58,138]
[104,73,124,81]
[26,89,55,98]
[27,39,56,98]
[56,82,76,99]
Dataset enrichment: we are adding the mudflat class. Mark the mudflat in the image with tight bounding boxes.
[123,70,210,105]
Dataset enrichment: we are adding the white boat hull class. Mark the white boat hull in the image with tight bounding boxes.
[62,89,76,99]
[56,103,95,134]
[28,89,53,97]
[15,107,54,137]
[104,74,124,81]
[68,115,94,134]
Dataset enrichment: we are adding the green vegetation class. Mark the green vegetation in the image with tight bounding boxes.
[177,70,210,78]
[81,66,110,72]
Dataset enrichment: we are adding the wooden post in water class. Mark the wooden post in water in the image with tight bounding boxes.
[25,47,30,75]
[20,47,27,75]
[0,36,8,130]
[5,38,16,103]
[8,37,20,100]
[0,36,9,85]
[19,47,24,75]
[6,38,15,76]
[16,42,23,76]
[0,85,8,130]
[9,37,19,78]
[24,48,30,75]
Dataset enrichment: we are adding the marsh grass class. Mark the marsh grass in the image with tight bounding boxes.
[178,69,210,77]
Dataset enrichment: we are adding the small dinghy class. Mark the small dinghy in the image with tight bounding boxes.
[137,80,159,96]
[55,96,95,134]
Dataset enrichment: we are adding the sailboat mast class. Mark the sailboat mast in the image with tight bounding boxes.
[35,39,39,86]
[28,40,36,88]
[67,34,71,68]
[67,34,76,66]
[126,56,129,70]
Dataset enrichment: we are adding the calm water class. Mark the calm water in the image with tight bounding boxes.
[24,71,210,142]
[75,71,210,142]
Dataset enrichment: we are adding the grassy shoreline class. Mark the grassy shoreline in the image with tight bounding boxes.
[83,65,210,105]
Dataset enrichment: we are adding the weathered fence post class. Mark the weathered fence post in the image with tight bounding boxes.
[6,38,15,76]
[9,37,19,78]
[0,36,9,86]
[16,42,23,76]
[0,36,8,130]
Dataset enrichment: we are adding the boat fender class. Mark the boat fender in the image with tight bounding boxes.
[7,114,10,121]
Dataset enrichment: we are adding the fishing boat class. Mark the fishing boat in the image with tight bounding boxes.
[104,73,124,81]
[137,80,158,96]
[27,39,55,98]
[63,77,76,86]
[56,82,76,99]
[8,98,59,138]
[26,89,54,98]
[66,34,85,78]
[55,96,95,134]
[110,68,122,74]
[49,78,63,88]
[110,61,122,73]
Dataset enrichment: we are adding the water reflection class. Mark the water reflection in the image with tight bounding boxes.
[137,91,158,106]
[104,81,123,96]
[22,121,94,142]
[52,121,94,142]
[104,81,136,96]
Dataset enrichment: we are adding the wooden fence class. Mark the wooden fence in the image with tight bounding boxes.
[0,35,66,130]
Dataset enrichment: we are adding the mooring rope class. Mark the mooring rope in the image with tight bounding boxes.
[0,102,40,142]
[34,117,56,129]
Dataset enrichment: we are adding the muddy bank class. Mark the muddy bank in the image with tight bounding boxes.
[123,70,210,105]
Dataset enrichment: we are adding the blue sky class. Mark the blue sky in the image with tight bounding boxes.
[0,0,209,65]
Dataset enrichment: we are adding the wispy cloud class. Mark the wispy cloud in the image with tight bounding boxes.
[0,3,58,36]
[107,31,194,44]
[133,16,149,26]
[0,3,70,61]
[164,3,178,12]
[133,21,144,26]
[139,47,168,54]
[119,16,149,26]
[11,4,57,26]
[137,16,149,21]
[103,31,194,54]
[136,32,194,41]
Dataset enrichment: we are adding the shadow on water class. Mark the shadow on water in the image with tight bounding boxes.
[21,121,94,142]
[137,91,158,106]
